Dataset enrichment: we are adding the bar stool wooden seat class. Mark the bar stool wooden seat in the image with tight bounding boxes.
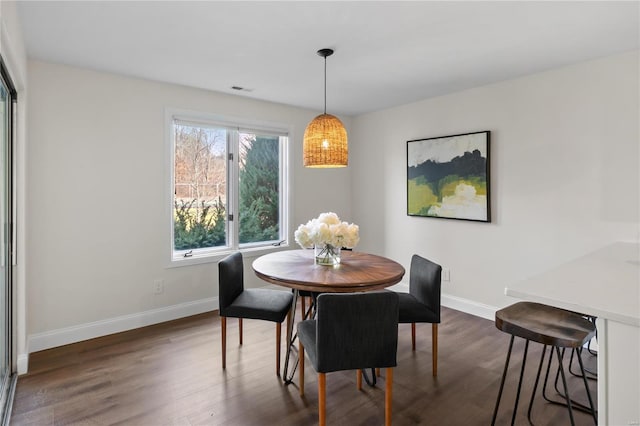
[491,301,597,426]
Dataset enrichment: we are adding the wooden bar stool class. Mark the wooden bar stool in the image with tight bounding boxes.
[491,302,597,426]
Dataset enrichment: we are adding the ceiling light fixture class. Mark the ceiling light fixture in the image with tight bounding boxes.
[303,48,348,168]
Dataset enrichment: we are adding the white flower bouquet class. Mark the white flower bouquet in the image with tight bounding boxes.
[294,212,359,265]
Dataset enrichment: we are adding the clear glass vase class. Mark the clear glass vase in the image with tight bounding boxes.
[314,244,341,266]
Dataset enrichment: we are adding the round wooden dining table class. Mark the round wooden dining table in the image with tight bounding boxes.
[252,249,406,383]
[253,249,405,292]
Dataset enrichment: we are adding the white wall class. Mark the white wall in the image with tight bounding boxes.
[26,61,351,352]
[351,51,639,312]
[0,0,29,373]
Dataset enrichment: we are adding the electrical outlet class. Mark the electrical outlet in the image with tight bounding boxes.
[442,269,450,282]
[153,279,164,294]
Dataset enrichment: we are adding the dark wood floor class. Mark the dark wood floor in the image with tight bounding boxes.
[10,305,597,425]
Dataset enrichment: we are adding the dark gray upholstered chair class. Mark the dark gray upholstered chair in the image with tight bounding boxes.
[218,252,293,376]
[398,254,442,376]
[298,291,399,426]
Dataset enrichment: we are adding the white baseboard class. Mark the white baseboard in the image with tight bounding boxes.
[23,285,496,374]
[388,282,497,320]
[278,282,498,321]
[27,297,219,355]
[441,294,497,321]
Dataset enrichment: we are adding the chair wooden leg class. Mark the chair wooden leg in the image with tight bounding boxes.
[221,316,227,369]
[299,340,305,396]
[411,323,416,351]
[318,373,326,426]
[385,367,393,426]
[432,323,438,377]
[301,296,306,319]
[239,318,243,345]
[376,368,381,377]
[356,369,362,390]
[276,322,281,377]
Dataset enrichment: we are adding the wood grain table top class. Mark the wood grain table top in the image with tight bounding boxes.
[252,249,405,293]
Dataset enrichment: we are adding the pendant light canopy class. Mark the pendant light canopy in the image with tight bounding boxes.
[303,48,348,168]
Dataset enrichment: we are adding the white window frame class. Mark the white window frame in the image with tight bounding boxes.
[165,108,291,267]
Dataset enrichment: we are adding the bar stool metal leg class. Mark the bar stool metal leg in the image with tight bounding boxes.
[555,346,576,426]
[510,339,530,425]
[527,344,548,424]
[553,348,567,396]
[575,347,598,424]
[545,347,597,418]
[569,347,597,380]
[542,347,556,405]
[492,337,530,425]
[491,335,515,426]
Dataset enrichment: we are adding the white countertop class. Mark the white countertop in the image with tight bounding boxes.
[505,242,640,327]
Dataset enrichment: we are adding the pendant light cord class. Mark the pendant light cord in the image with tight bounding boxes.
[316,48,333,115]
[323,55,327,114]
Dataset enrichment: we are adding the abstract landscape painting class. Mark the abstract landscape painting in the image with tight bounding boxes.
[407,131,490,222]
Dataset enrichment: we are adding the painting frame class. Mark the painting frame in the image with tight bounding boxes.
[407,131,491,222]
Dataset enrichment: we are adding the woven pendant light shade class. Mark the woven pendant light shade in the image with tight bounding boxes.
[303,113,348,168]
[303,48,348,168]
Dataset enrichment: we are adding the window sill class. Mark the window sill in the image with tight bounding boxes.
[166,243,291,268]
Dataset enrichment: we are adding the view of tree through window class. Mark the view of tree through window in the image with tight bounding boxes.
[174,123,227,250]
[239,133,280,244]
[172,119,284,257]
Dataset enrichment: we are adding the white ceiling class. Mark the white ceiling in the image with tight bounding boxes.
[16,1,640,116]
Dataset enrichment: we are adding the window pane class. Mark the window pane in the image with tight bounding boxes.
[173,122,227,251]
[238,132,280,245]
